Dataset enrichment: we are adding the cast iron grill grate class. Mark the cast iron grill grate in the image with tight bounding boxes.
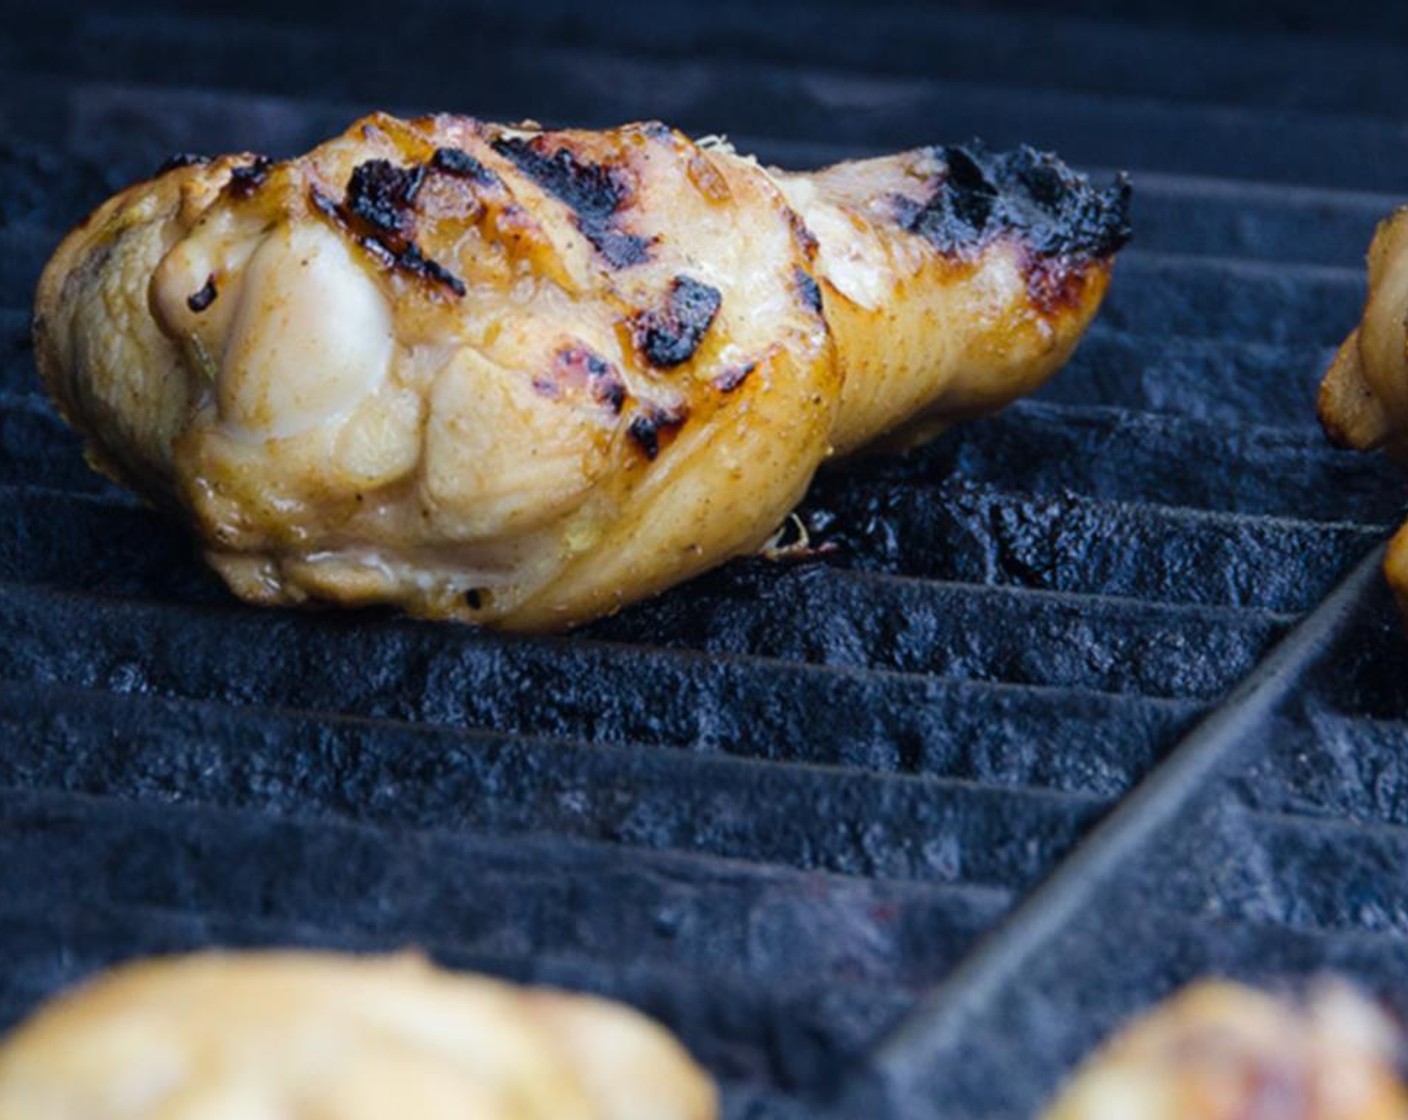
[2,2,1407,1116]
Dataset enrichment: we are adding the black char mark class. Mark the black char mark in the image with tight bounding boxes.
[430,147,497,185]
[794,267,824,315]
[490,136,652,268]
[896,143,1132,262]
[634,276,723,368]
[344,159,425,245]
[186,275,217,313]
[317,161,466,298]
[628,403,689,460]
[154,152,210,175]
[393,243,467,297]
[226,156,273,200]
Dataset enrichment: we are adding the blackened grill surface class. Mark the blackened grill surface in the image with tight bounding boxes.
[2,1,1408,1117]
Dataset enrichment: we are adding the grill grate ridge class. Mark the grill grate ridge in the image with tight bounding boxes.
[0,679,1108,888]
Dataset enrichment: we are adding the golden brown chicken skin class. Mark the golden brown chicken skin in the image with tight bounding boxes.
[34,112,1129,629]
[1045,981,1408,1120]
[1319,207,1408,619]
[0,951,717,1120]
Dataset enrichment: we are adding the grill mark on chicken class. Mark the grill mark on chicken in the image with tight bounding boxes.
[310,164,467,298]
[186,275,217,313]
[154,153,211,176]
[344,159,426,244]
[633,276,722,368]
[534,344,628,413]
[429,146,497,185]
[894,143,1131,263]
[490,136,653,268]
[226,156,273,200]
[793,267,824,314]
[628,402,688,460]
[391,243,466,296]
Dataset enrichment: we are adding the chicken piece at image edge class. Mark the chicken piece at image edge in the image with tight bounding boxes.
[1044,980,1408,1120]
[1319,206,1408,623]
[0,951,717,1120]
[35,112,1131,629]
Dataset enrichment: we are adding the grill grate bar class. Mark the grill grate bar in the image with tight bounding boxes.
[0,580,1202,792]
[1236,713,1408,826]
[843,546,1390,1117]
[1160,805,1408,938]
[855,401,1406,523]
[0,782,1013,987]
[1047,329,1337,424]
[1102,252,1364,346]
[0,783,1004,1088]
[587,564,1291,698]
[0,499,1293,699]
[0,678,1108,887]
[802,478,1379,613]
[8,478,1371,616]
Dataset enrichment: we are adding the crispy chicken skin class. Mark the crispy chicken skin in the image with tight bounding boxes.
[1045,981,1408,1120]
[35,113,1129,628]
[0,951,717,1120]
[1319,207,1408,618]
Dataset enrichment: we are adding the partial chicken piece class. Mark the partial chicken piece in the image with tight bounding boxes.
[1045,980,1408,1120]
[0,951,717,1120]
[1319,206,1408,619]
[35,113,1130,628]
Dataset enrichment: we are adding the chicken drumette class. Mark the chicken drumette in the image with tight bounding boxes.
[1320,207,1408,619]
[36,113,1129,628]
[1046,981,1408,1120]
[0,952,717,1120]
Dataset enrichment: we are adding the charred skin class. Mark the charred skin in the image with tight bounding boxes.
[1045,981,1408,1120]
[773,142,1128,455]
[1317,207,1408,620]
[34,113,1128,630]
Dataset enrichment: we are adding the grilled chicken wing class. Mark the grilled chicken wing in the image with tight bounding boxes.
[35,113,1129,628]
[1045,981,1408,1120]
[1320,206,1408,617]
[0,951,716,1120]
